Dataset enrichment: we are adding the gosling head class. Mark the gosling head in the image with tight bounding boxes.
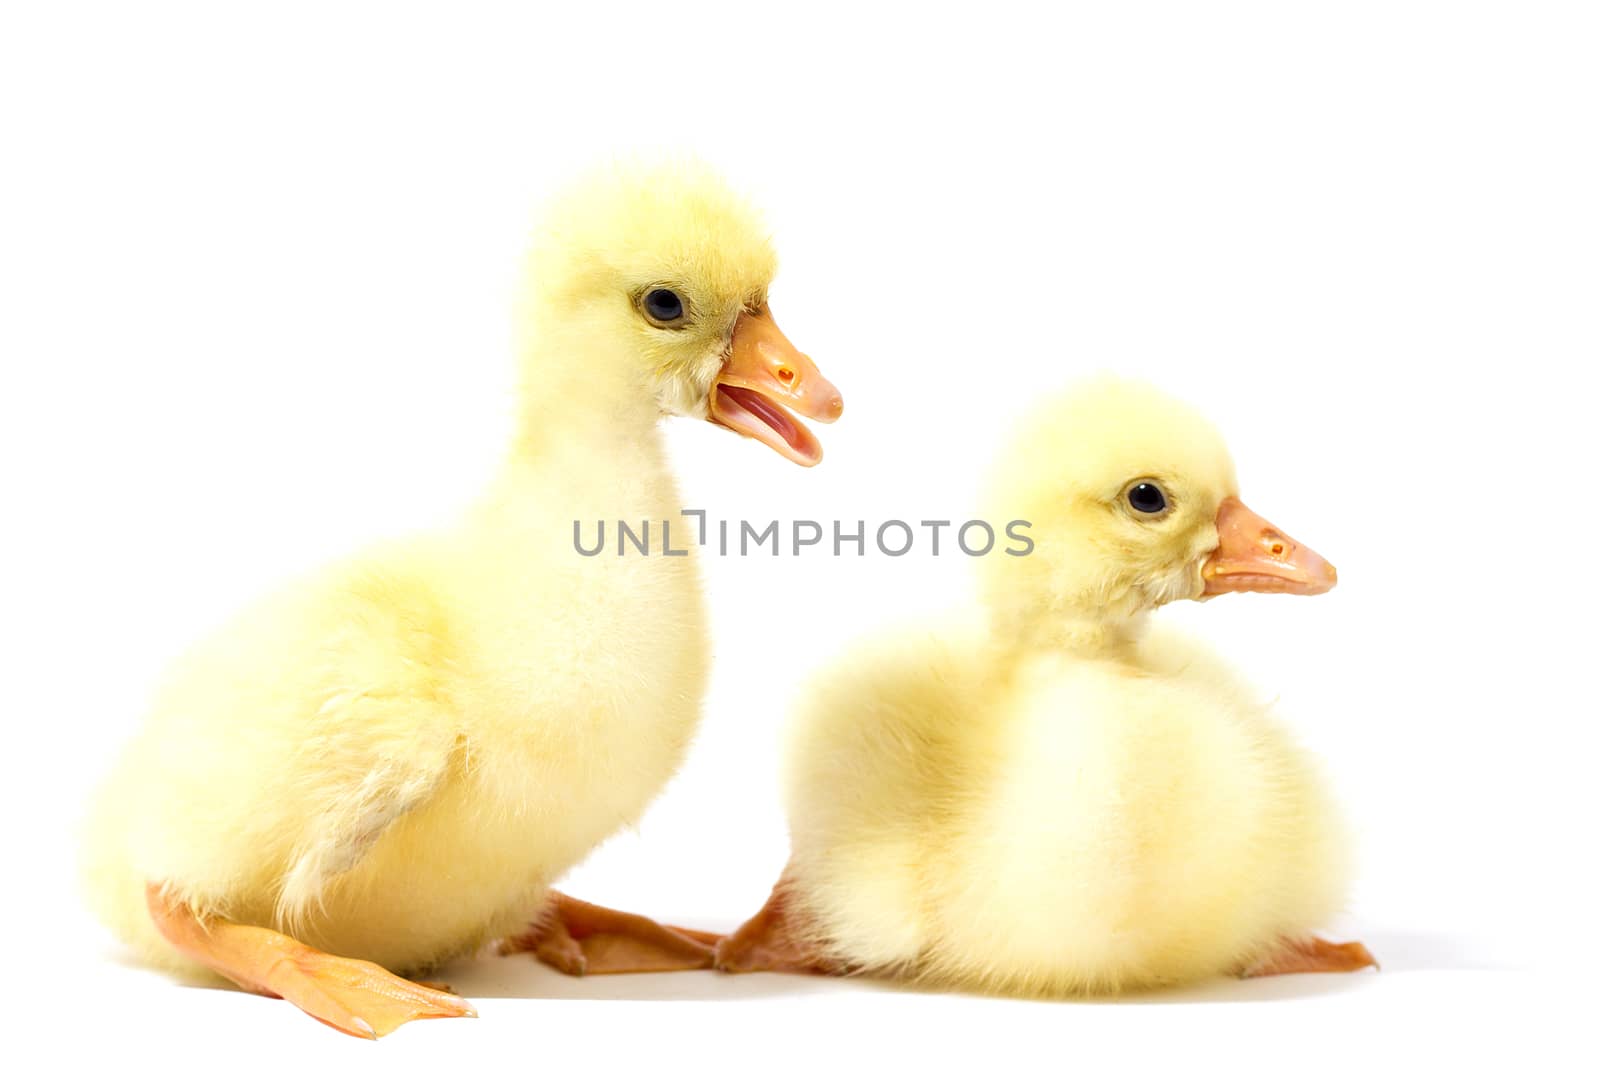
[982,377,1336,634]
[525,160,841,465]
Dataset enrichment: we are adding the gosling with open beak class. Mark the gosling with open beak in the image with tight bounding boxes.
[708,307,843,466]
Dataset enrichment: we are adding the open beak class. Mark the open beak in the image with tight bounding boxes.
[708,307,842,466]
[1201,498,1338,597]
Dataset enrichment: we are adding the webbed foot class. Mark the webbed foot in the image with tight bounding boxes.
[1243,936,1378,978]
[499,891,719,975]
[713,871,832,976]
[146,884,475,1039]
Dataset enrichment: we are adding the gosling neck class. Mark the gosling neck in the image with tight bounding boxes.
[506,318,664,467]
[995,601,1150,662]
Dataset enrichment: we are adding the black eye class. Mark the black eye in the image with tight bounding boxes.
[642,288,685,324]
[1127,482,1168,514]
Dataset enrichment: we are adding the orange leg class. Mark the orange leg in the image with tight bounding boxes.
[498,891,719,975]
[713,869,833,976]
[1242,935,1378,978]
[145,884,475,1039]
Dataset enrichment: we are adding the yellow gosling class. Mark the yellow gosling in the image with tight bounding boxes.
[83,161,843,1036]
[717,378,1371,994]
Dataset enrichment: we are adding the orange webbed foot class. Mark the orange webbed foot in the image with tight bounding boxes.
[1242,936,1378,979]
[499,891,718,975]
[713,869,832,976]
[144,884,475,1039]
[265,950,477,1038]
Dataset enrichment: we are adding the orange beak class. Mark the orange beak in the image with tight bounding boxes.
[1201,498,1338,597]
[707,307,842,466]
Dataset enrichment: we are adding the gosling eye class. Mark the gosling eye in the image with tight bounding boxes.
[641,287,686,326]
[1127,482,1168,515]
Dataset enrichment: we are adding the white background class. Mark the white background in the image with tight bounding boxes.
[4,2,1596,1063]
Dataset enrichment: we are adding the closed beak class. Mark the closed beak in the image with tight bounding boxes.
[1201,498,1337,597]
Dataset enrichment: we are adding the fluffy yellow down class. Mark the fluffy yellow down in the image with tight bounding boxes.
[82,161,777,977]
[781,379,1350,995]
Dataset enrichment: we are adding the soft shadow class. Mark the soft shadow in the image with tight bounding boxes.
[106,927,1513,1005]
[432,952,833,1002]
[1109,971,1377,1005]
[1078,928,1521,1004]
[432,952,1373,1006]
[1352,929,1520,974]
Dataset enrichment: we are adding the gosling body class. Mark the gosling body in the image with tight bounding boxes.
[83,162,844,1034]
[720,379,1370,993]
